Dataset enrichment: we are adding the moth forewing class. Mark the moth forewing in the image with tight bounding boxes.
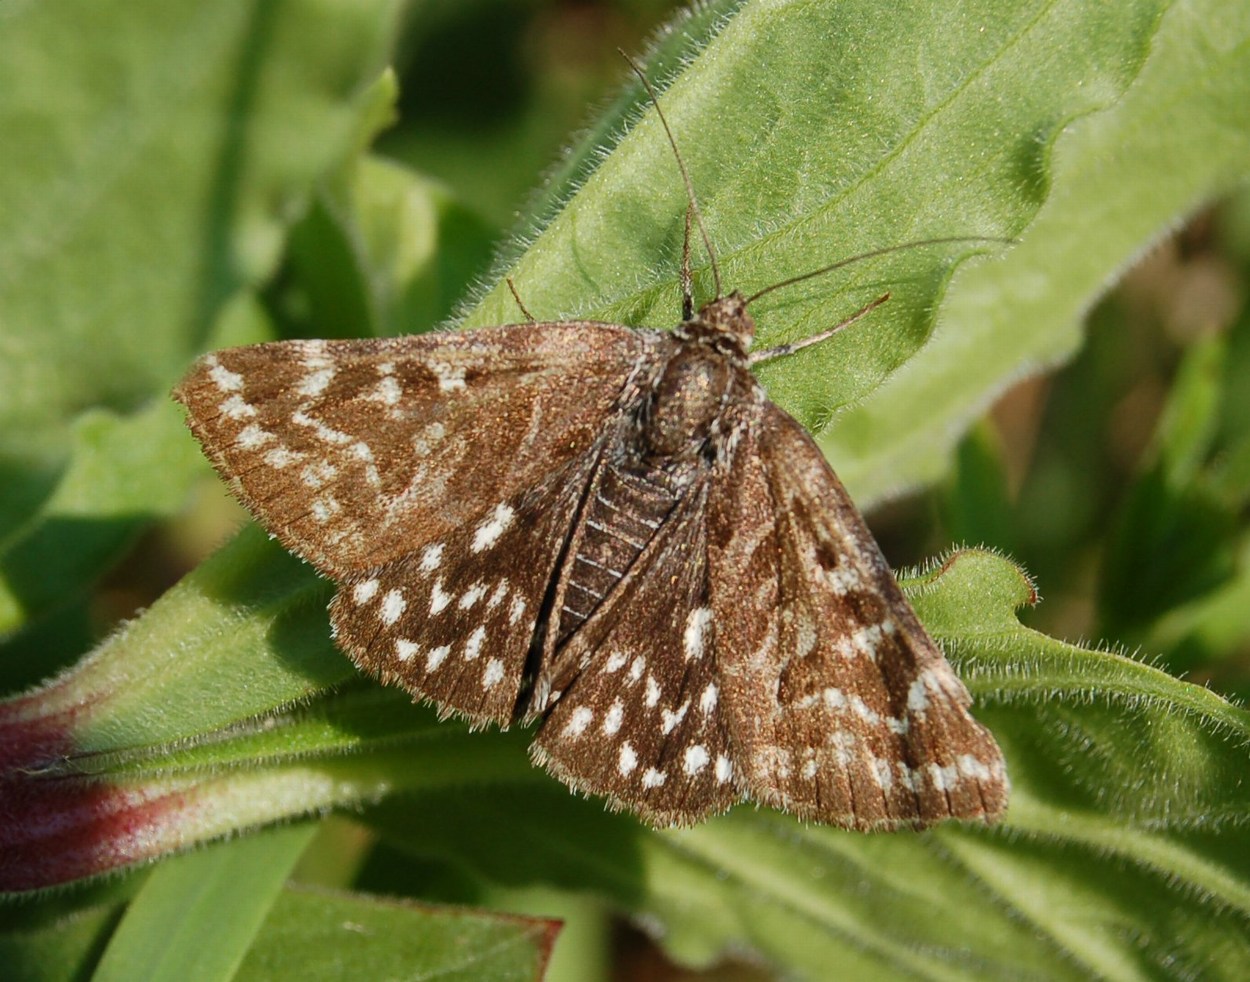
[710,406,1007,827]
[172,325,650,576]
[173,59,1009,828]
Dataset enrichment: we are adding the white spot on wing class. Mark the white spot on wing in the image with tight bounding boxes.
[641,768,667,789]
[420,544,444,573]
[297,366,336,398]
[683,744,709,775]
[907,675,930,714]
[661,701,689,735]
[928,763,959,792]
[715,755,733,783]
[311,497,340,523]
[353,579,380,604]
[487,580,509,609]
[432,362,467,391]
[909,667,951,716]
[823,687,848,709]
[380,590,406,626]
[427,645,450,671]
[683,607,712,660]
[828,732,855,766]
[563,706,593,738]
[472,504,515,553]
[301,461,337,488]
[292,408,352,445]
[794,615,818,659]
[373,376,402,406]
[849,694,880,725]
[458,583,486,609]
[850,624,888,661]
[264,446,300,469]
[482,658,504,688]
[644,676,661,708]
[412,422,445,456]
[618,742,638,775]
[824,563,863,595]
[430,580,452,615]
[464,625,486,661]
[221,394,255,420]
[237,425,273,448]
[699,683,718,715]
[395,639,418,662]
[350,442,379,485]
[207,357,243,391]
[602,700,623,735]
[509,595,526,625]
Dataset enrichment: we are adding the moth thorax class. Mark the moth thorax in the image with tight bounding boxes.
[644,348,729,458]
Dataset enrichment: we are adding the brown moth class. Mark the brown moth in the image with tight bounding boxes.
[173,63,1007,829]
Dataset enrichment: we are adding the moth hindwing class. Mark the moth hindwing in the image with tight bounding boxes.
[174,293,1008,828]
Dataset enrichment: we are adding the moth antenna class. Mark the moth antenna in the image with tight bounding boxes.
[745,236,1015,306]
[507,277,536,323]
[680,204,695,321]
[621,50,722,299]
[750,293,891,366]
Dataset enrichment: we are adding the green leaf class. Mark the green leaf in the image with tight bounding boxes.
[365,553,1250,980]
[92,824,317,982]
[0,398,201,638]
[942,423,1019,555]
[825,0,1250,504]
[0,0,404,630]
[0,0,403,442]
[1099,337,1238,640]
[0,885,132,982]
[234,886,560,982]
[5,0,1250,978]
[462,0,1171,443]
[282,155,496,341]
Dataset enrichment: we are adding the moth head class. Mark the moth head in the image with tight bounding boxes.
[695,291,756,354]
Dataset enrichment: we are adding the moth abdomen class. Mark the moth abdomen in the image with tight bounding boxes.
[556,462,677,644]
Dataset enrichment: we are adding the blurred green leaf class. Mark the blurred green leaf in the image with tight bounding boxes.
[282,156,496,340]
[0,888,129,982]
[0,398,201,637]
[6,549,1250,976]
[364,552,1250,980]
[825,0,1250,505]
[942,422,1018,555]
[1100,337,1238,640]
[0,0,402,443]
[0,0,403,631]
[235,885,560,982]
[93,824,317,982]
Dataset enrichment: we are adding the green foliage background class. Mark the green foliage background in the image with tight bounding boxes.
[2,0,1249,979]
